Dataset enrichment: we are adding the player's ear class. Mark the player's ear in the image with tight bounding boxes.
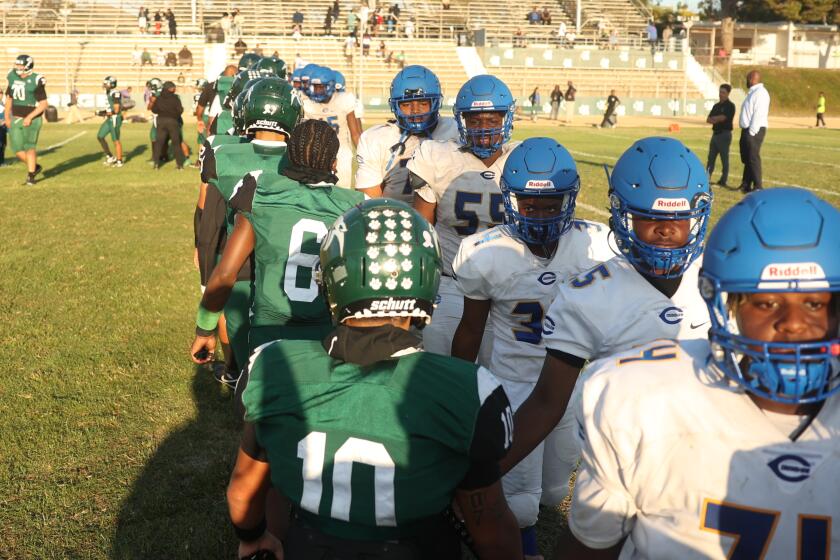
[331,158,337,173]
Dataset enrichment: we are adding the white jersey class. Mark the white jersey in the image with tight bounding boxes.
[408,140,519,277]
[454,222,613,384]
[355,118,459,203]
[571,338,840,559]
[302,91,357,153]
[542,255,709,361]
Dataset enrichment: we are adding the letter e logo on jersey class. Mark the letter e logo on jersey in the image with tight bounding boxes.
[659,306,683,325]
[542,315,555,336]
[538,272,557,285]
[767,454,811,483]
[480,171,495,180]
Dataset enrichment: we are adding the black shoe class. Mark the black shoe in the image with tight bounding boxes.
[739,184,751,193]
[25,176,36,186]
[34,164,43,176]
[717,181,728,188]
[214,365,240,389]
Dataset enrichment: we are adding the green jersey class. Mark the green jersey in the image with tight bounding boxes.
[242,338,512,541]
[5,70,46,117]
[198,133,246,179]
[213,109,234,135]
[106,90,123,114]
[229,173,364,329]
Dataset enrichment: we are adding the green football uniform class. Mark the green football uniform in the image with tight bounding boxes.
[229,173,365,349]
[5,70,46,152]
[209,75,235,135]
[198,140,289,366]
[241,339,513,542]
[97,89,124,141]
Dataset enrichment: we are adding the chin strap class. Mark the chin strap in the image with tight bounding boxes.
[384,129,411,175]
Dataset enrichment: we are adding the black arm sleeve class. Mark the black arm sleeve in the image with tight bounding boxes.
[200,146,218,185]
[196,185,227,286]
[408,170,428,191]
[229,173,258,214]
[458,384,512,490]
[209,115,218,136]
[34,77,47,101]
[546,348,587,369]
[193,207,202,248]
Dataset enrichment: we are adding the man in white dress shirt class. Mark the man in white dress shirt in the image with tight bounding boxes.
[738,70,770,193]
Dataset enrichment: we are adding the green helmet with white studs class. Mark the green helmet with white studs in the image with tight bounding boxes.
[319,199,442,325]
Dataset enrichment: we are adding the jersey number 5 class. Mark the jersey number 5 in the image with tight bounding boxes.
[326,115,341,134]
[298,431,397,527]
[284,219,329,302]
[701,499,830,559]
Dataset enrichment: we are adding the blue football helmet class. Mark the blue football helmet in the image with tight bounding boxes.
[300,63,319,95]
[501,138,579,246]
[389,65,443,134]
[333,70,346,91]
[700,188,840,404]
[608,137,711,278]
[453,75,515,159]
[290,68,303,90]
[308,66,336,103]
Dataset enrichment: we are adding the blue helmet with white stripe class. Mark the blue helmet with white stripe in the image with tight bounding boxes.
[389,65,442,134]
[608,137,711,278]
[700,188,840,404]
[333,70,346,91]
[308,66,336,102]
[290,68,303,90]
[453,75,515,159]
[300,63,319,95]
[501,138,580,245]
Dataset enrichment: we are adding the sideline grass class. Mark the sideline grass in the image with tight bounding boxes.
[0,120,838,559]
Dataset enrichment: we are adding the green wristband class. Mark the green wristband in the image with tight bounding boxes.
[196,304,222,332]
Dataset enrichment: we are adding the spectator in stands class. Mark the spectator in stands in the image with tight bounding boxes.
[220,11,231,38]
[362,32,372,56]
[292,9,304,31]
[176,72,186,85]
[347,9,358,36]
[295,53,306,70]
[324,7,333,35]
[608,28,618,49]
[254,43,264,56]
[646,20,657,53]
[385,49,394,66]
[378,40,387,57]
[391,3,401,18]
[178,45,193,67]
[272,50,280,57]
[662,24,673,52]
[344,36,356,60]
[131,45,143,66]
[234,38,248,56]
[156,48,166,66]
[557,20,567,46]
[566,30,576,46]
[528,87,541,121]
[232,9,244,39]
[165,51,178,67]
[596,18,607,41]
[599,89,620,128]
[332,0,340,20]
[141,48,153,66]
[738,69,769,193]
[292,24,303,40]
[151,81,185,169]
[528,7,541,24]
[442,0,451,9]
[395,50,405,68]
[550,84,562,120]
[153,10,163,35]
[514,27,525,47]
[706,83,735,188]
[386,12,396,34]
[816,91,827,127]
[563,80,576,124]
[138,7,147,34]
[167,9,177,40]
[404,18,415,39]
[541,7,552,25]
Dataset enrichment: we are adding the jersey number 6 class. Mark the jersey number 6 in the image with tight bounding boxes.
[284,219,329,302]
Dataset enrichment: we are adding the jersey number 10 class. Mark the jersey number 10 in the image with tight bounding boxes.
[298,431,397,527]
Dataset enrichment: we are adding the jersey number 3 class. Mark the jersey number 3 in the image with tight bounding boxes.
[298,431,397,527]
[701,499,830,559]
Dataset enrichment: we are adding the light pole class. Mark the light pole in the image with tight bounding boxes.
[60,7,72,98]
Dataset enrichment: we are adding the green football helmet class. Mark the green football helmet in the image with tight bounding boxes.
[223,69,257,110]
[103,75,117,90]
[238,52,261,71]
[231,88,251,135]
[251,56,287,79]
[319,199,442,324]
[242,77,302,136]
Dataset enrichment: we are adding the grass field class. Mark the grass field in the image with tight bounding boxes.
[1,118,838,559]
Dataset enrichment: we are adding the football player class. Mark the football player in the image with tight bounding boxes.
[4,54,47,185]
[498,137,713,507]
[408,74,517,362]
[557,187,840,559]
[302,65,362,188]
[193,78,209,159]
[98,76,124,167]
[226,198,523,560]
[146,77,163,160]
[197,64,237,137]
[191,119,363,367]
[194,77,300,384]
[451,138,612,558]
[355,65,458,202]
[290,68,303,91]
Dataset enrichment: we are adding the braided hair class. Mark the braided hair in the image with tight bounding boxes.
[287,120,339,173]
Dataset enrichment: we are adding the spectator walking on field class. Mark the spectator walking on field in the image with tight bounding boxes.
[563,80,576,124]
[528,86,541,121]
[549,84,562,120]
[738,69,770,193]
[599,89,620,128]
[65,85,84,124]
[705,83,735,187]
[816,91,827,128]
